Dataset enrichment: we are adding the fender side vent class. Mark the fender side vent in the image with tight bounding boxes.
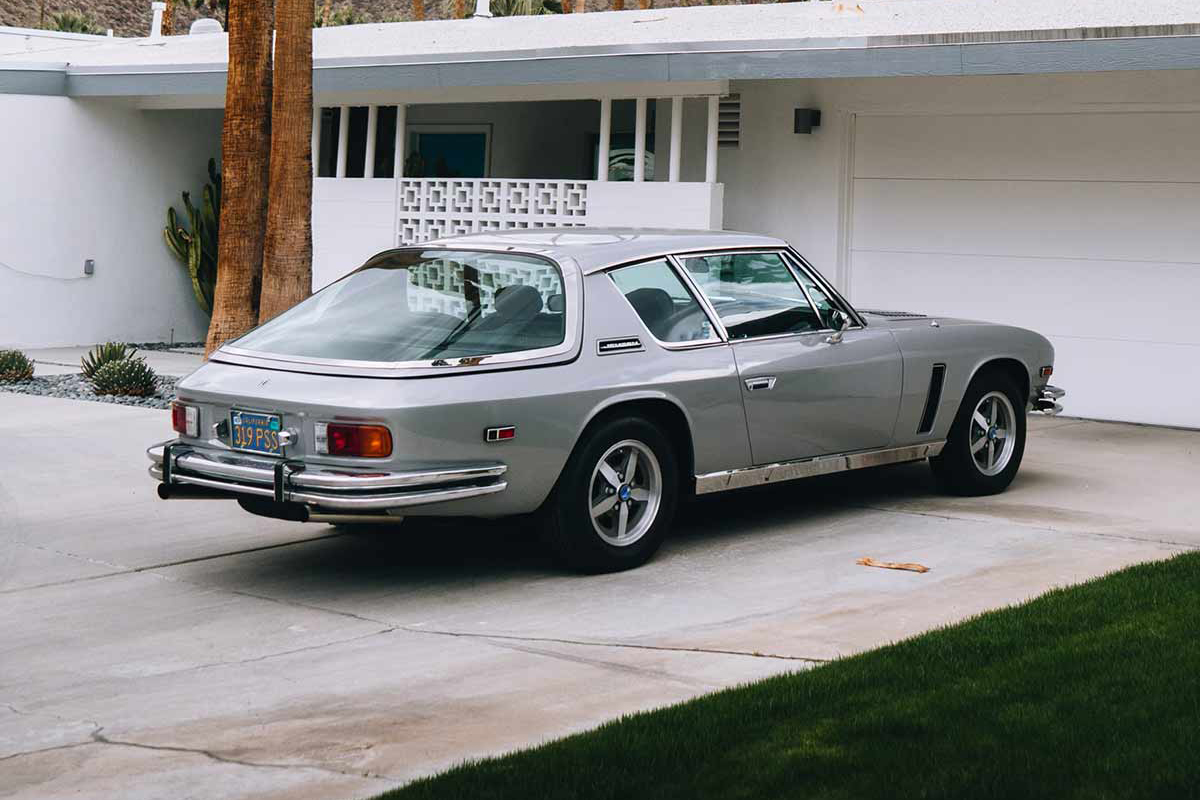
[918,363,947,435]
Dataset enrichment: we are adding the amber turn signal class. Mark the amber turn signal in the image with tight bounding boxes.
[318,422,392,458]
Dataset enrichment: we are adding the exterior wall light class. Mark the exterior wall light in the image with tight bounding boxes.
[794,108,822,134]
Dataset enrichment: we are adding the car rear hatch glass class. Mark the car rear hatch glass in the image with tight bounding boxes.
[224,249,570,372]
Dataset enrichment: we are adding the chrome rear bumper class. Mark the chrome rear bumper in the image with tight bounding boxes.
[148,441,507,512]
[1033,385,1066,415]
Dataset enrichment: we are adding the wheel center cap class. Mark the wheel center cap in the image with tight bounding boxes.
[618,484,632,501]
[987,426,998,440]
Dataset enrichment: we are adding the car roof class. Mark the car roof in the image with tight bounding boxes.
[415,228,788,274]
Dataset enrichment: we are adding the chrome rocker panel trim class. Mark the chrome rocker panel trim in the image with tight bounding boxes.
[148,442,508,512]
[695,442,946,495]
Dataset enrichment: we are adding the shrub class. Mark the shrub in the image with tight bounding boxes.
[81,342,136,380]
[45,10,104,34]
[90,358,159,397]
[0,349,35,383]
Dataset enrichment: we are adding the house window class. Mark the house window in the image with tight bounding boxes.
[404,124,492,179]
[315,105,401,178]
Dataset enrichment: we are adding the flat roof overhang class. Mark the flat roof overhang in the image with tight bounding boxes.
[7,24,1200,100]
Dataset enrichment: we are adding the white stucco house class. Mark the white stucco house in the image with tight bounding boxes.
[1,0,1198,428]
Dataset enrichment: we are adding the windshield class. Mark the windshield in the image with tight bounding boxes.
[230,250,568,364]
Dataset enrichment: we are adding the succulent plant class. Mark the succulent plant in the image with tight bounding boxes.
[90,357,159,397]
[164,158,221,315]
[81,342,137,381]
[0,349,34,383]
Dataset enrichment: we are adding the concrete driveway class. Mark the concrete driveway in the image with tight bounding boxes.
[2,393,1197,800]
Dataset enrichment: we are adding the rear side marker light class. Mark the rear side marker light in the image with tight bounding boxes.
[171,402,199,438]
[314,422,392,458]
[485,426,516,442]
[1040,366,1054,378]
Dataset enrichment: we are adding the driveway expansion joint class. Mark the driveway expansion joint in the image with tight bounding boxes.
[87,729,403,783]
[401,627,831,664]
[0,726,402,785]
[855,503,1200,549]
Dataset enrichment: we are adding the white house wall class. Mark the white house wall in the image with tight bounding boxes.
[722,70,1200,428]
[0,96,221,348]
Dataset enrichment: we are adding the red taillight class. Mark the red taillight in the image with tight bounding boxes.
[317,422,392,458]
[171,402,198,437]
[1040,365,1054,378]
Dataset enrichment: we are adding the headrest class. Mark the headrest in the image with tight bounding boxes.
[625,287,674,331]
[493,284,543,321]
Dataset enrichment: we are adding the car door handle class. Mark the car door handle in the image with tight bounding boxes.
[744,376,777,392]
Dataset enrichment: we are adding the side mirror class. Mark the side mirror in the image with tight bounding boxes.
[826,309,849,344]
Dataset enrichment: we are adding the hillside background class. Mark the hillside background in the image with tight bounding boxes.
[1,0,755,37]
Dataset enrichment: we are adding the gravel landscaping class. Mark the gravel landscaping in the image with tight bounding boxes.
[0,373,177,409]
[130,341,204,351]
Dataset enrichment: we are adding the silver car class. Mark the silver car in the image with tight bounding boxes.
[150,229,1064,572]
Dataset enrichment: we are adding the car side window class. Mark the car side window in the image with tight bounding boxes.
[610,259,718,344]
[681,252,823,339]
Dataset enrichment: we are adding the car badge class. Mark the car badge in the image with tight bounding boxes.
[597,336,644,356]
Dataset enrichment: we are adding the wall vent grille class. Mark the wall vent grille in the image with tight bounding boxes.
[718,94,741,148]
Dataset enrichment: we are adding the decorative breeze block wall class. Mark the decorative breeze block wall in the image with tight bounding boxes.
[397,179,589,244]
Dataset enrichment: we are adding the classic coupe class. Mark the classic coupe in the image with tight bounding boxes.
[150,230,1064,572]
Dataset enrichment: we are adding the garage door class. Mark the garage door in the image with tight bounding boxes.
[848,112,1200,428]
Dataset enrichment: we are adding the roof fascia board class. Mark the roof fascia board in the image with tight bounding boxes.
[6,28,1200,99]
[0,62,67,94]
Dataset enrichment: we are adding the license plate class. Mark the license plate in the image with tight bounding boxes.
[230,410,282,455]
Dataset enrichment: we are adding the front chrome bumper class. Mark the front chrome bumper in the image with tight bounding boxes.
[1033,385,1066,415]
[148,441,507,512]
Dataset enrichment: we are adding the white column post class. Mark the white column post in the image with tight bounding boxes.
[705,95,719,184]
[364,105,378,179]
[669,96,683,183]
[311,106,322,178]
[335,106,350,178]
[394,104,407,177]
[633,98,647,182]
[597,98,612,182]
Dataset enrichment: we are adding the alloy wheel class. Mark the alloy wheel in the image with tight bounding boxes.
[589,439,662,547]
[970,390,1017,476]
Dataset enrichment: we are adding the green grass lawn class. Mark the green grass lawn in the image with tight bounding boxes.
[378,552,1200,800]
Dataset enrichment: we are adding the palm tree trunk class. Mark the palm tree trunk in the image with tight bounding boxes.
[611,0,623,10]
[161,0,175,34]
[205,0,272,356]
[637,0,650,8]
[412,0,426,21]
[259,0,314,323]
[453,0,466,18]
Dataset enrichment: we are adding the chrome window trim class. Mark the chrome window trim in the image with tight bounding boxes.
[219,248,583,375]
[665,254,730,343]
[670,248,834,344]
[605,256,727,351]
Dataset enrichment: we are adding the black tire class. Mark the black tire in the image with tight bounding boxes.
[540,416,678,573]
[930,369,1027,496]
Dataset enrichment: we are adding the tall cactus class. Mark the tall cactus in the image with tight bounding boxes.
[164,158,221,315]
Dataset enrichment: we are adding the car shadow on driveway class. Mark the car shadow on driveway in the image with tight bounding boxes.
[172,461,995,597]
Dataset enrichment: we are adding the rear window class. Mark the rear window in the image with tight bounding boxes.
[231,250,567,364]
